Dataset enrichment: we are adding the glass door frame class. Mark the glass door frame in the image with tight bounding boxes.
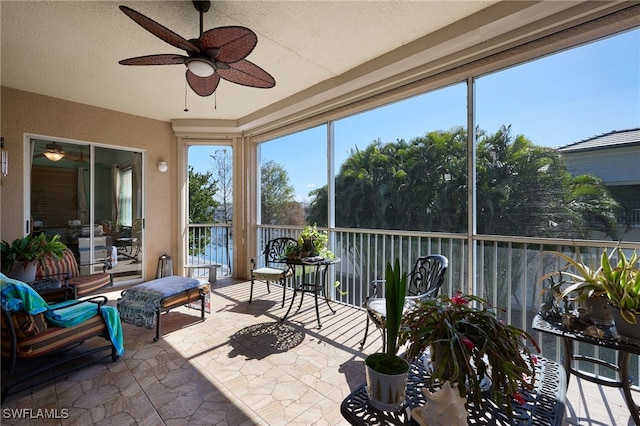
[23,133,145,283]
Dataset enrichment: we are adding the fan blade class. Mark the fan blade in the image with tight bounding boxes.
[186,70,220,97]
[199,27,257,63]
[65,152,87,163]
[119,54,187,66]
[217,59,275,88]
[119,6,199,54]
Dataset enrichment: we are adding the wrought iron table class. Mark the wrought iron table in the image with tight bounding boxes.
[533,314,640,425]
[341,353,566,425]
[281,257,339,329]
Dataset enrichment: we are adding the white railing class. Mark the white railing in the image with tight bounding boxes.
[187,224,232,277]
[256,225,639,387]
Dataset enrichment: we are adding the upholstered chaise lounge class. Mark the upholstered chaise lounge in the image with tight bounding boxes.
[35,247,113,301]
[0,273,123,402]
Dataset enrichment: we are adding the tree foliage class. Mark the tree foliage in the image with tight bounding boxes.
[307,125,620,240]
[210,149,233,271]
[261,160,304,225]
[188,165,218,256]
[188,165,218,224]
[211,149,233,223]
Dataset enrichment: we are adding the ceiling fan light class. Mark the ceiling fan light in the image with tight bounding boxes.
[43,151,65,162]
[187,59,215,77]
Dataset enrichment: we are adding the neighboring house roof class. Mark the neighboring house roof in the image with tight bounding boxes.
[558,128,640,152]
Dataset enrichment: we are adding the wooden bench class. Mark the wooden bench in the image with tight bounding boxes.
[117,276,209,342]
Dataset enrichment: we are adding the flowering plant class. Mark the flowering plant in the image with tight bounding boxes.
[399,292,540,410]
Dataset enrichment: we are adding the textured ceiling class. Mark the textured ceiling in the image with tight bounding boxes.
[0,1,608,126]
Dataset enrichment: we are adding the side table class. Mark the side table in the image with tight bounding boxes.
[533,314,640,425]
[341,353,566,425]
[281,257,339,329]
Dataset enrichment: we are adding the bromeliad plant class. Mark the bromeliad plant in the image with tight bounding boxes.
[542,246,640,324]
[365,259,410,375]
[399,292,540,411]
[540,247,607,304]
[599,248,640,324]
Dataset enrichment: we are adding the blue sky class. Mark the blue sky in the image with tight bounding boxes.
[191,28,639,202]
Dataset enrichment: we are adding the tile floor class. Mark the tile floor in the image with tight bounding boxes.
[1,278,638,425]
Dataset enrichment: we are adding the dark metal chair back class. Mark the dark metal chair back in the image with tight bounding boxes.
[407,254,448,299]
[263,237,298,267]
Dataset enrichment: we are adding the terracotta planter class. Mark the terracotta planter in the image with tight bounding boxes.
[365,356,409,411]
[610,306,640,341]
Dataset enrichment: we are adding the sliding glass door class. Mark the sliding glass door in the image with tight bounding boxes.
[29,138,143,282]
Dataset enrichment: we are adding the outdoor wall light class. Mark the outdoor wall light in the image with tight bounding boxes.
[1,137,7,176]
[158,161,168,173]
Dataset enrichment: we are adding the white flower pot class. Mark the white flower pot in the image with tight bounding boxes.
[365,357,409,411]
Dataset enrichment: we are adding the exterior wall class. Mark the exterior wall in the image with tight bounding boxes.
[563,145,640,185]
[1,87,176,281]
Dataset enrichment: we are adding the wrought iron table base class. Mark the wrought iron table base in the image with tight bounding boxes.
[281,259,337,329]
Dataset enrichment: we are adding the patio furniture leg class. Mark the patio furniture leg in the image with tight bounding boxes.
[360,315,370,348]
[281,288,298,322]
[618,351,640,425]
[314,285,321,328]
[154,308,161,342]
[282,279,287,308]
[320,268,336,315]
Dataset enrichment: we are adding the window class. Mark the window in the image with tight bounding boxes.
[119,168,132,227]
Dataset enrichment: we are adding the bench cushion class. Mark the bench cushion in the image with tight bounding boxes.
[117,276,208,329]
[69,273,112,297]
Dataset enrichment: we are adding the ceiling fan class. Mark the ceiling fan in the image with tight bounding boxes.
[36,142,87,163]
[118,1,276,97]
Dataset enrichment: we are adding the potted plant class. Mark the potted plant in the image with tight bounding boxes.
[541,248,613,325]
[364,259,410,411]
[298,224,332,258]
[283,240,301,259]
[1,233,66,283]
[599,247,640,339]
[399,292,540,412]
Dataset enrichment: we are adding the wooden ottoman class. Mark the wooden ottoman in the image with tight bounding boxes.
[117,276,209,342]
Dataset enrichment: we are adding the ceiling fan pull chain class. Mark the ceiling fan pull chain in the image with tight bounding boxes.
[184,79,189,112]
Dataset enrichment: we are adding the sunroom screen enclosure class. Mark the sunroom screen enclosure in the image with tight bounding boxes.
[254,28,640,385]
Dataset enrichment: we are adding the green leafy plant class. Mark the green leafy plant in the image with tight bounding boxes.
[283,240,301,259]
[365,259,409,375]
[298,224,335,259]
[399,292,539,411]
[599,248,640,324]
[541,248,607,303]
[1,233,66,272]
